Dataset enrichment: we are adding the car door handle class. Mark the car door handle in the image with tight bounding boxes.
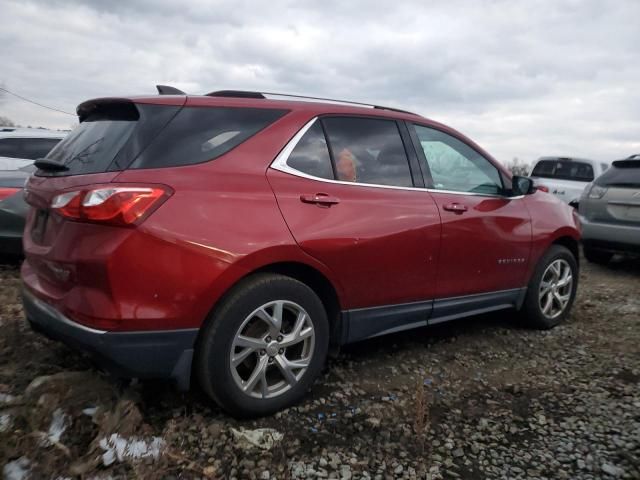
[300,193,340,206]
[443,203,468,213]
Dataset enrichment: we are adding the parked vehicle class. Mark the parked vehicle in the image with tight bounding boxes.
[21,88,581,417]
[0,128,66,170]
[0,165,32,255]
[579,159,640,264]
[529,156,609,207]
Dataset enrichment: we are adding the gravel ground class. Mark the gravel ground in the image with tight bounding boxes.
[0,256,639,479]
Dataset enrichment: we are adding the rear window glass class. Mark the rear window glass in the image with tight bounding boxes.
[531,159,594,181]
[0,137,61,160]
[131,107,287,169]
[39,104,287,176]
[596,160,640,187]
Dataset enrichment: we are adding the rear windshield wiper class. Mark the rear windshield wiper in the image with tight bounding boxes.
[34,158,69,172]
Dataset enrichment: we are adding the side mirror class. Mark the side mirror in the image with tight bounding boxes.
[511,175,536,196]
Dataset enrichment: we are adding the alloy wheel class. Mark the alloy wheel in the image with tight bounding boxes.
[229,300,315,399]
[538,259,573,319]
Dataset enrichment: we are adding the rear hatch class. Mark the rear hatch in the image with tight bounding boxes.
[24,98,184,252]
[582,160,640,225]
[23,95,288,298]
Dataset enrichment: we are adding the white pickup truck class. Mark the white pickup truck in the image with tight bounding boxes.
[529,157,610,207]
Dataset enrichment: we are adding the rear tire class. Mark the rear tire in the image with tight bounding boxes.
[521,245,578,329]
[196,273,329,418]
[583,247,613,265]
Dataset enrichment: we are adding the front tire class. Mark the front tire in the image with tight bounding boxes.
[196,273,329,418]
[521,245,578,329]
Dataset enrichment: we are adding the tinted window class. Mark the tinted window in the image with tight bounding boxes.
[596,160,640,187]
[413,125,503,195]
[0,137,61,160]
[132,107,287,169]
[531,159,594,181]
[321,117,413,187]
[286,122,334,179]
[46,112,138,175]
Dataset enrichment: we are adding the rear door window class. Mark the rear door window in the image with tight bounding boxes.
[320,117,413,187]
[531,159,594,181]
[286,122,334,180]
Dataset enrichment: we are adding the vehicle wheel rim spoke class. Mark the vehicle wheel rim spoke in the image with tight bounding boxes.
[230,299,315,399]
[243,356,269,394]
[274,355,298,386]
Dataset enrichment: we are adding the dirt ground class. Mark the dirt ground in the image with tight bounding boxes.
[0,256,639,479]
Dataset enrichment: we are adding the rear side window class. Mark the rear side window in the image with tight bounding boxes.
[131,107,288,169]
[596,160,640,187]
[321,117,413,187]
[286,122,334,180]
[39,104,287,176]
[0,137,61,160]
[531,159,594,181]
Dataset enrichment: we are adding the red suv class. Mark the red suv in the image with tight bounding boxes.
[21,88,580,417]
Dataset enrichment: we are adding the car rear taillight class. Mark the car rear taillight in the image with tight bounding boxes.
[536,185,549,193]
[51,185,172,226]
[0,187,20,201]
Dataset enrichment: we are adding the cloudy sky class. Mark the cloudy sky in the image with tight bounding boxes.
[0,0,638,165]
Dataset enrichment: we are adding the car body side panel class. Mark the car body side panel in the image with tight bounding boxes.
[427,192,532,298]
[523,191,581,279]
[267,168,441,309]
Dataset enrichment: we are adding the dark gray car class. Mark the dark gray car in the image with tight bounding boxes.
[579,159,640,264]
[0,165,32,255]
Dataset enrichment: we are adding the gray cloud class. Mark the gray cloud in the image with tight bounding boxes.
[0,0,639,164]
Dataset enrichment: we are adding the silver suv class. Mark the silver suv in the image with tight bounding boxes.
[579,159,640,264]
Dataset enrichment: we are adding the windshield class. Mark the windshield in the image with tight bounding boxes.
[531,159,594,181]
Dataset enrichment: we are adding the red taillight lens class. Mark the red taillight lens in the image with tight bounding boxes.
[0,187,20,201]
[51,185,171,226]
[537,185,549,193]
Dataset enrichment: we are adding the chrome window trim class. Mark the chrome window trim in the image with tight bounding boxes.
[270,117,523,200]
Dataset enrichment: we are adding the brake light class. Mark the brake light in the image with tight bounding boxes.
[0,187,20,201]
[51,185,171,226]
[537,185,549,193]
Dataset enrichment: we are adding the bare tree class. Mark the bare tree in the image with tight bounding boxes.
[0,116,15,127]
[505,157,531,176]
[0,82,16,127]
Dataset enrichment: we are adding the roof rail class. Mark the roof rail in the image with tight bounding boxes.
[156,85,186,95]
[205,90,417,115]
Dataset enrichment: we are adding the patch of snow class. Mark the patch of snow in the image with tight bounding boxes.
[98,433,165,466]
[0,393,16,403]
[0,414,12,432]
[82,407,98,417]
[231,427,284,450]
[3,457,30,480]
[46,408,68,445]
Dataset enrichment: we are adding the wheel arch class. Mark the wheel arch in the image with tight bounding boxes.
[551,235,580,265]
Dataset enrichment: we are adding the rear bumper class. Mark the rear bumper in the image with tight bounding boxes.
[579,215,640,254]
[22,287,198,390]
